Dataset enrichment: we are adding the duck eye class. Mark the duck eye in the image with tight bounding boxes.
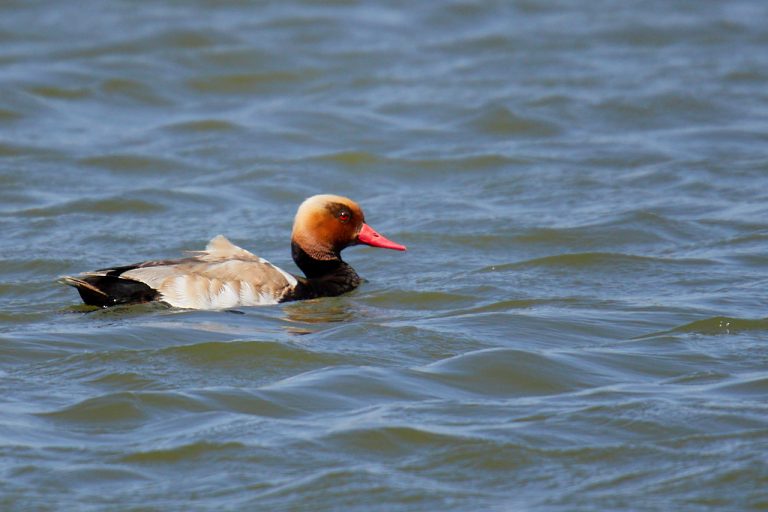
[338,211,350,223]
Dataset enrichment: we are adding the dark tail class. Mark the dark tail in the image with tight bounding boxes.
[60,275,159,308]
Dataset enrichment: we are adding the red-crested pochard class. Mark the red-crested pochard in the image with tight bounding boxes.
[61,194,406,309]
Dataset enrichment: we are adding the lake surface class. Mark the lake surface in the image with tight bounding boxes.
[2,1,768,510]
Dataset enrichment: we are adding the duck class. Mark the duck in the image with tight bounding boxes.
[61,194,406,309]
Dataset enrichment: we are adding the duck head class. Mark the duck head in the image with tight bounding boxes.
[291,194,406,261]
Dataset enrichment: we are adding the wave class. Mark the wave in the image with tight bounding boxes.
[480,252,715,272]
[119,440,247,464]
[646,316,768,337]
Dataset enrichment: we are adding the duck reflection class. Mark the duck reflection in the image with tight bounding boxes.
[280,298,360,335]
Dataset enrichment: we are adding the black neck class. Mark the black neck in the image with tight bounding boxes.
[292,242,342,278]
[289,242,361,300]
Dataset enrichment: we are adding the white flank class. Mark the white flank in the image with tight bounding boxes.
[161,275,198,309]
[239,281,278,306]
[211,282,240,309]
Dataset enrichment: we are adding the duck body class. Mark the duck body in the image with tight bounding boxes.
[62,195,406,309]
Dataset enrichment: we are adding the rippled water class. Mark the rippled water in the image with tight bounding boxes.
[2,1,768,510]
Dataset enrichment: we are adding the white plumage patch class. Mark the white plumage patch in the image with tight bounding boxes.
[211,282,240,309]
[238,281,278,306]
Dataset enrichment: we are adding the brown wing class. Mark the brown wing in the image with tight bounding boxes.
[85,236,298,309]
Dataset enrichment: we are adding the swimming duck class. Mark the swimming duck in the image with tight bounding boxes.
[61,194,406,309]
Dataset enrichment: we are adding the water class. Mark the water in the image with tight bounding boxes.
[2,1,768,510]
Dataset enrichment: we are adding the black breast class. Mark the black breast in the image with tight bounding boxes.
[284,243,362,301]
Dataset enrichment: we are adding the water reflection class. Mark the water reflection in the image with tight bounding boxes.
[281,299,359,335]
[57,297,361,338]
